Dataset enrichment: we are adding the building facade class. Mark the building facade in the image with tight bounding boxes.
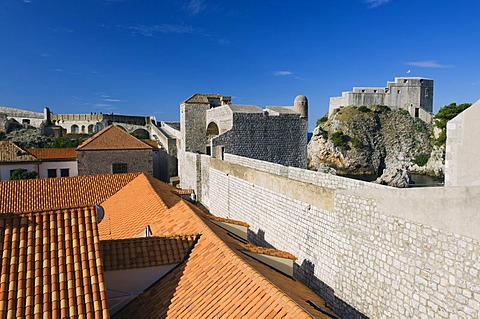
[76,125,153,176]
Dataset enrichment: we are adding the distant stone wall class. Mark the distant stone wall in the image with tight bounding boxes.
[77,149,152,176]
[191,154,480,318]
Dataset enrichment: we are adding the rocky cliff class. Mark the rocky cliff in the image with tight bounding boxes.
[307,106,444,186]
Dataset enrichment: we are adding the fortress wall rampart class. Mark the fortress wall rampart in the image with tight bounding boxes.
[223,153,385,190]
[199,154,480,318]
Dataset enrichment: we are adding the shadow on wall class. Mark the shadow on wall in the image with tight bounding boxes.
[248,228,369,319]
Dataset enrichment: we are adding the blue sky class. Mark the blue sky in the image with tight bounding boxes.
[1,0,479,130]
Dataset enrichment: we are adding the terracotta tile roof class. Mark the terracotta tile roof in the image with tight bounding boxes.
[27,147,77,160]
[0,206,109,319]
[241,243,297,260]
[100,235,197,271]
[77,125,152,151]
[98,174,181,240]
[141,139,158,149]
[116,198,333,318]
[0,141,38,162]
[0,173,140,214]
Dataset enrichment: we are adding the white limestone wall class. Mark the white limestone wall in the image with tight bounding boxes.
[203,155,480,318]
[224,153,385,190]
[0,163,38,181]
[445,100,480,186]
[208,167,339,299]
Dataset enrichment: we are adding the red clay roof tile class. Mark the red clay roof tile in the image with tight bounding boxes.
[0,206,109,319]
[77,125,152,151]
[0,173,140,214]
[0,141,38,162]
[27,148,77,160]
[100,235,196,271]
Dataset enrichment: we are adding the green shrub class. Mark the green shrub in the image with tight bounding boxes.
[47,136,80,148]
[329,130,351,150]
[434,130,446,146]
[374,105,391,113]
[433,102,472,147]
[357,106,370,113]
[398,109,410,117]
[413,153,430,167]
[316,114,329,127]
[435,103,472,121]
[351,137,363,149]
[10,169,37,180]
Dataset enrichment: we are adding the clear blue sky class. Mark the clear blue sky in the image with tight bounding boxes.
[1,0,479,130]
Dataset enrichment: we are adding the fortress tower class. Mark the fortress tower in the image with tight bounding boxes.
[329,77,434,122]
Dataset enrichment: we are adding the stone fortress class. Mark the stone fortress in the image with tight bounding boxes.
[329,77,434,122]
[2,83,480,318]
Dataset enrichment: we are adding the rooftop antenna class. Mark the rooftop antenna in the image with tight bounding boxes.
[95,205,105,224]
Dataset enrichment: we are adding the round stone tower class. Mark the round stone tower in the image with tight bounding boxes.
[293,95,308,118]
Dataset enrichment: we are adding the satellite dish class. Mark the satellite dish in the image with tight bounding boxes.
[95,205,105,224]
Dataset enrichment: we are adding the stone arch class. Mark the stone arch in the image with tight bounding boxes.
[88,124,94,134]
[71,124,79,134]
[116,125,127,131]
[206,122,220,137]
[132,128,149,139]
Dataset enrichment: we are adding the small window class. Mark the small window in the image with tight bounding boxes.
[206,146,211,156]
[60,169,70,177]
[373,90,377,93]
[47,169,57,178]
[425,88,429,97]
[404,79,408,83]
[112,163,128,174]
[415,108,419,118]
[361,89,365,93]
[397,90,401,94]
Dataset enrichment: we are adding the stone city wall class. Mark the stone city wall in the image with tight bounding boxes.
[189,153,479,318]
[212,113,308,168]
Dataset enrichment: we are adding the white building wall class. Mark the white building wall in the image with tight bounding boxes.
[0,163,38,181]
[37,160,78,179]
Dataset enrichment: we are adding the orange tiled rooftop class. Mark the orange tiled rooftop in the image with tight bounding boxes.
[0,172,337,318]
[27,147,77,160]
[77,125,153,151]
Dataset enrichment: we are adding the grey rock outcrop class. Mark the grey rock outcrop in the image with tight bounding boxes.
[375,167,410,188]
[308,106,441,184]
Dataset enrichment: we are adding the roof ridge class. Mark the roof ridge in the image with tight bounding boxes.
[77,125,115,150]
[1,204,97,217]
[100,234,198,244]
[135,173,170,211]
[77,125,152,151]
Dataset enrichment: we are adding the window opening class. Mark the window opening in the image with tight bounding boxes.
[112,163,128,174]
[47,169,57,178]
[60,169,70,177]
